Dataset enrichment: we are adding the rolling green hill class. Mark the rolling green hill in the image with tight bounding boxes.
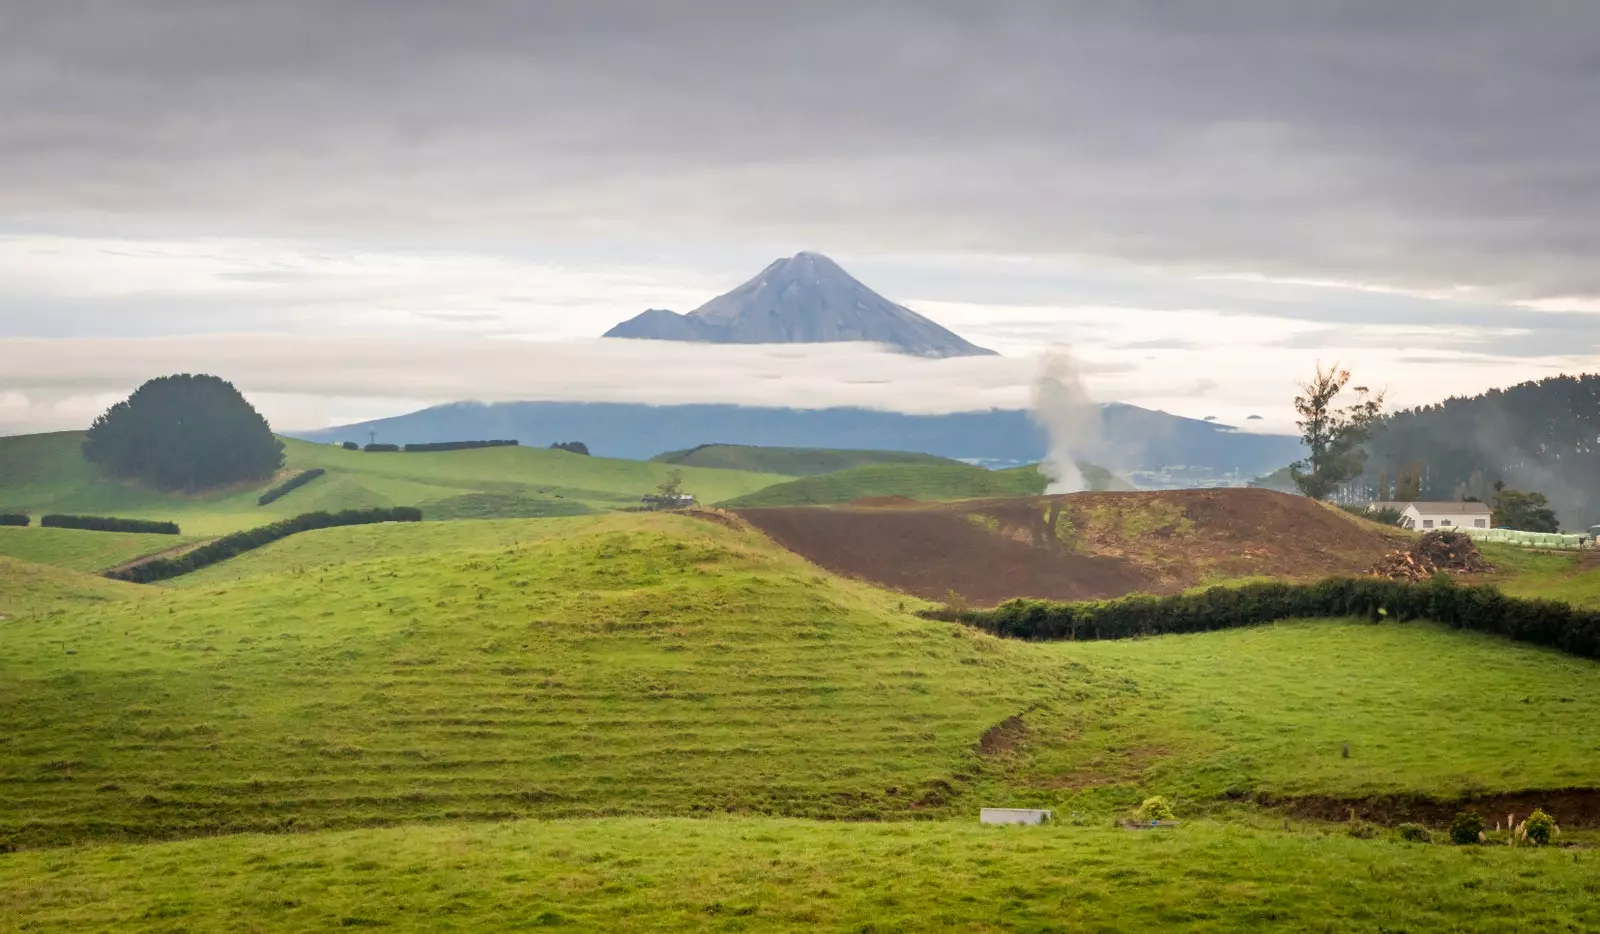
[5,509,1600,929]
[652,443,966,475]
[719,461,1129,507]
[0,526,200,573]
[0,432,789,536]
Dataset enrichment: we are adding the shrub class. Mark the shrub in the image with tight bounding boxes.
[1523,809,1557,846]
[257,468,326,506]
[40,515,180,535]
[363,443,400,453]
[1134,796,1175,822]
[1397,823,1432,843]
[341,441,359,451]
[918,575,1600,661]
[1346,819,1381,839]
[549,441,590,455]
[83,373,284,490]
[402,440,518,453]
[1449,811,1485,845]
[105,507,421,583]
[0,513,28,527]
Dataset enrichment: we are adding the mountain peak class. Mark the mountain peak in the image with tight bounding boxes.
[603,253,995,357]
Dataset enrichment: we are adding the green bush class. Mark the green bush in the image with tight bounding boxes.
[1133,796,1175,822]
[1346,820,1381,839]
[257,468,326,506]
[919,576,1600,661]
[41,515,180,535]
[402,440,518,452]
[341,441,359,451]
[105,507,421,583]
[0,513,28,527]
[1396,823,1432,843]
[1449,811,1485,845]
[1523,809,1557,846]
[363,443,400,453]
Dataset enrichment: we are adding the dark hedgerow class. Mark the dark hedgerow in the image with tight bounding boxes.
[41,515,180,535]
[258,468,327,506]
[341,441,359,451]
[363,443,400,453]
[0,513,28,527]
[919,575,1600,661]
[106,507,421,583]
[402,440,519,453]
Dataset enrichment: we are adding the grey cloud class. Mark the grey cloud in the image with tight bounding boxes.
[5,2,1600,302]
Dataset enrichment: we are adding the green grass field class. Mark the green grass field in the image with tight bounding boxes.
[1481,542,1600,609]
[5,816,1596,933]
[652,443,966,475]
[0,527,199,573]
[4,501,1599,930]
[720,462,1130,507]
[0,433,789,537]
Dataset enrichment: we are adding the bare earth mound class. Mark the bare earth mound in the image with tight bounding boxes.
[736,488,1410,605]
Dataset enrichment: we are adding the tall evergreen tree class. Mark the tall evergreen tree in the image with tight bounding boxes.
[83,374,285,491]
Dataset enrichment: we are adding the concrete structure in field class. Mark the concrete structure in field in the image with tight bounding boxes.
[980,807,1053,825]
[1367,500,1491,531]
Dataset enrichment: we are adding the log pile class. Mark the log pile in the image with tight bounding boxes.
[1369,530,1494,581]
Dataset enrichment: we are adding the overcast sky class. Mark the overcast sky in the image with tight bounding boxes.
[3,1,1598,435]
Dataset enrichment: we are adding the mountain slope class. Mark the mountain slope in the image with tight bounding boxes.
[297,401,1305,479]
[604,251,995,357]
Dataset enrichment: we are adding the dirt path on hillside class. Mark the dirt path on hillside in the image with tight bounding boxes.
[103,539,215,575]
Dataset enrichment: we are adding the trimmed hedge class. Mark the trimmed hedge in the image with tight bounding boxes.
[0,513,28,527]
[549,441,590,455]
[921,576,1600,660]
[363,443,400,453]
[402,440,519,453]
[41,515,180,535]
[107,507,422,583]
[341,441,359,451]
[258,468,326,506]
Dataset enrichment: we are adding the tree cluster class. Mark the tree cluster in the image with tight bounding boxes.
[257,468,327,506]
[1364,374,1598,527]
[82,374,284,491]
[341,441,359,451]
[1290,363,1384,500]
[402,440,519,452]
[107,507,421,583]
[0,513,29,527]
[41,515,180,534]
[1490,482,1560,533]
[923,575,1600,660]
[549,441,590,455]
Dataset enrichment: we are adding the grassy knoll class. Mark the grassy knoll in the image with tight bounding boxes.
[721,462,1129,507]
[1008,620,1600,806]
[652,443,965,475]
[0,514,1075,847]
[1481,542,1600,609]
[0,433,789,535]
[0,556,137,615]
[0,527,199,574]
[5,817,1598,933]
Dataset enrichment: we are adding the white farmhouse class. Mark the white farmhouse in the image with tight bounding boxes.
[1368,501,1492,531]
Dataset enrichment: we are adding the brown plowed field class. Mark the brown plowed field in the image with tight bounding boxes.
[735,488,1410,606]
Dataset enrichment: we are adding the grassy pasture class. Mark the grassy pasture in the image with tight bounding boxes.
[652,443,966,475]
[0,527,199,573]
[3,817,1596,933]
[0,433,789,536]
[1481,542,1600,609]
[718,462,1133,507]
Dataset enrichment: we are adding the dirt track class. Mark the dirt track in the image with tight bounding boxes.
[735,488,1409,606]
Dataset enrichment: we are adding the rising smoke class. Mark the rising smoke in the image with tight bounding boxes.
[1030,346,1100,494]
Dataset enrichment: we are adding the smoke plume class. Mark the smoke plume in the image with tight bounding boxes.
[1031,346,1100,494]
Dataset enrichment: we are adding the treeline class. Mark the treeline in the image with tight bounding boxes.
[107,507,422,583]
[0,513,28,527]
[404,440,519,452]
[923,576,1600,660]
[41,515,181,535]
[549,441,589,455]
[83,374,284,491]
[1361,374,1600,527]
[257,468,326,506]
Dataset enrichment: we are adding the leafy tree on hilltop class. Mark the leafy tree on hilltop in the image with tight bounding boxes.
[1290,364,1385,500]
[83,374,285,491]
[1491,481,1560,532]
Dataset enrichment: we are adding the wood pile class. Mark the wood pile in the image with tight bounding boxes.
[1369,530,1493,581]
